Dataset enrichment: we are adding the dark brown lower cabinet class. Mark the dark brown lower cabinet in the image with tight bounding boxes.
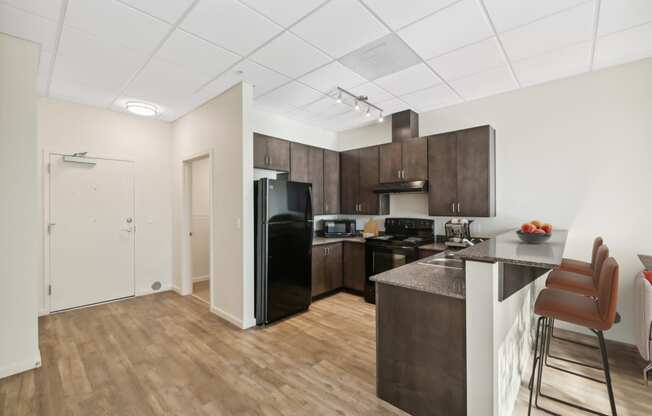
[377,283,466,416]
[342,242,365,293]
[311,243,342,298]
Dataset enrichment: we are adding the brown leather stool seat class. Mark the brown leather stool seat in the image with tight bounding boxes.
[529,257,620,416]
[558,236,603,276]
[546,244,608,297]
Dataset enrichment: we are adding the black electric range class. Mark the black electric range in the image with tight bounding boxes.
[364,218,434,303]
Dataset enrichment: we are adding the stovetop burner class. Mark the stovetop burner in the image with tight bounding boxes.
[366,218,435,247]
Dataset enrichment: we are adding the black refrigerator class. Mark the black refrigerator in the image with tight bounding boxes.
[255,178,313,325]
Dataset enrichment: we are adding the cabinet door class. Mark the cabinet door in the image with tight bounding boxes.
[379,142,402,183]
[311,245,327,297]
[358,146,380,214]
[308,147,324,215]
[253,133,269,169]
[266,136,290,172]
[323,150,340,214]
[290,142,309,182]
[325,243,343,291]
[456,126,495,217]
[402,138,428,181]
[428,133,458,216]
[343,242,365,292]
[340,149,359,214]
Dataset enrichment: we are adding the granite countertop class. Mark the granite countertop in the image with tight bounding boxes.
[370,254,465,300]
[455,229,568,268]
[312,236,366,246]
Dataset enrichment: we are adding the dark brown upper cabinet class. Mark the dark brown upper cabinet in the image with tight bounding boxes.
[427,125,495,217]
[379,138,428,183]
[254,133,290,172]
[341,146,389,215]
[323,149,340,215]
[290,143,328,215]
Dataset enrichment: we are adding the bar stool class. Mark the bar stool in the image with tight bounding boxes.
[545,244,609,354]
[558,236,603,276]
[528,257,620,416]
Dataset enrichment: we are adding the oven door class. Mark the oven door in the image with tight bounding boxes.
[364,243,418,304]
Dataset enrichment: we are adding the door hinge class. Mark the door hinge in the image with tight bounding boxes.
[47,223,55,234]
[48,285,52,296]
[47,163,51,174]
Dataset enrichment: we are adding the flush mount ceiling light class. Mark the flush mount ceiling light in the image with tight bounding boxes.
[125,101,157,117]
[333,86,384,123]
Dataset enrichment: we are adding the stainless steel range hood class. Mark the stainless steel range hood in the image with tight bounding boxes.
[373,110,428,194]
[373,180,428,194]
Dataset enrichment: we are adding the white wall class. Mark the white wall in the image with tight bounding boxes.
[191,157,210,280]
[0,33,41,379]
[38,98,174,304]
[253,110,338,150]
[173,83,255,328]
[338,58,652,344]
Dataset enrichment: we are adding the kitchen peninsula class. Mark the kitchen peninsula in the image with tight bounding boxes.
[372,230,568,416]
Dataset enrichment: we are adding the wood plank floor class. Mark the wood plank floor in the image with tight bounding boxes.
[1,291,650,415]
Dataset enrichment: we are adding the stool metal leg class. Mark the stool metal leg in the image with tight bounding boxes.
[528,316,544,415]
[644,362,652,386]
[550,318,599,349]
[534,318,549,410]
[545,318,606,379]
[596,330,618,416]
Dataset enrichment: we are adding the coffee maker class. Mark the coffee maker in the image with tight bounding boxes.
[444,218,473,248]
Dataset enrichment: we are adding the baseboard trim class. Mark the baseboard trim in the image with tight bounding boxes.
[192,275,209,283]
[0,350,41,380]
[171,285,183,295]
[136,285,172,297]
[210,306,244,329]
[38,309,49,317]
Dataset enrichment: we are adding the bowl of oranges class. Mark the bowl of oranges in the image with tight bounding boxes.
[516,220,553,244]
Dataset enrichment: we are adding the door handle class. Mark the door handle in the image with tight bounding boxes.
[121,227,133,233]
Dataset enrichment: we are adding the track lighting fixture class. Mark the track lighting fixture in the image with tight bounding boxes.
[334,87,384,121]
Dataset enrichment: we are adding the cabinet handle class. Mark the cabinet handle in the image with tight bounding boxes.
[457,202,461,215]
[451,202,455,214]
[402,169,405,179]
[326,247,329,255]
[397,170,401,179]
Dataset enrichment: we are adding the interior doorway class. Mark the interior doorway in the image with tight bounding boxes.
[190,156,210,304]
[181,150,214,308]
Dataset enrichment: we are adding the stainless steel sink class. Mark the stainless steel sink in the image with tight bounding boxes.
[419,257,465,269]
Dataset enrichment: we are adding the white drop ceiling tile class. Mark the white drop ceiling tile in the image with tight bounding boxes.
[239,0,325,27]
[49,78,117,108]
[255,81,323,113]
[303,97,349,117]
[483,0,587,33]
[157,30,241,80]
[349,82,394,103]
[361,0,458,30]
[291,0,389,58]
[598,0,652,36]
[594,22,652,69]
[428,37,505,82]
[199,60,290,101]
[374,63,442,96]
[118,0,195,23]
[513,42,591,86]
[284,108,320,123]
[0,3,58,51]
[449,65,517,100]
[500,2,594,61]
[65,0,170,53]
[400,84,461,112]
[398,0,493,60]
[250,31,331,78]
[181,0,282,55]
[53,27,144,94]
[298,61,367,94]
[378,98,410,115]
[124,58,210,106]
[1,0,62,20]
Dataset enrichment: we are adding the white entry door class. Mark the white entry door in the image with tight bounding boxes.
[49,154,135,311]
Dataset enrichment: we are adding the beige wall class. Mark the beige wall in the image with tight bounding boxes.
[191,157,210,280]
[337,58,652,344]
[38,97,174,305]
[173,82,255,328]
[0,33,41,379]
[253,110,338,150]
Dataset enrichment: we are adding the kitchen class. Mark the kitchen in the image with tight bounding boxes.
[2,1,652,415]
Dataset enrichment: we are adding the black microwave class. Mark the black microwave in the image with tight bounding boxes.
[321,219,357,237]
